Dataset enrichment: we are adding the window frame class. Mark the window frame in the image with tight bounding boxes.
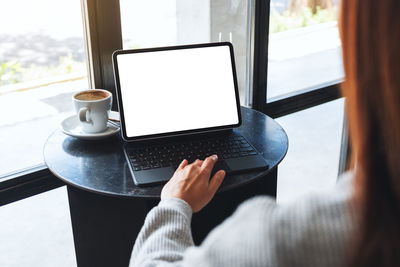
[0,0,345,206]
[251,0,342,118]
[0,165,63,206]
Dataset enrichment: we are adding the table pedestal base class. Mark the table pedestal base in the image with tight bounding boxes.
[67,168,277,267]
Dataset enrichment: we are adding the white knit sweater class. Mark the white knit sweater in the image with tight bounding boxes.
[130,173,356,267]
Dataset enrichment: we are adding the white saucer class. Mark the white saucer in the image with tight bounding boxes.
[61,115,120,140]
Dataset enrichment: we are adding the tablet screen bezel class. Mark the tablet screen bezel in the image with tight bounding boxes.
[112,42,242,142]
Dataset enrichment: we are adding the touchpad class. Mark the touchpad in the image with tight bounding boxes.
[211,160,230,177]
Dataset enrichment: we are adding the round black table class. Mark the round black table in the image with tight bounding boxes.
[44,107,288,267]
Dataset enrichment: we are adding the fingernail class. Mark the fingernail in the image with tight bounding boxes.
[212,155,218,161]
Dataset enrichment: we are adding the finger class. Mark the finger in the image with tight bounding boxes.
[178,159,188,170]
[200,155,218,177]
[192,159,203,166]
[208,170,226,195]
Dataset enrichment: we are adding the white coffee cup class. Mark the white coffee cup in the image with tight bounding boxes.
[73,89,112,133]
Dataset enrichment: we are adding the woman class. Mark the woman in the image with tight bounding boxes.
[130,0,400,266]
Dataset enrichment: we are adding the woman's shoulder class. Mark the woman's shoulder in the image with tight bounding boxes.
[185,172,356,267]
[236,171,355,220]
[236,171,356,266]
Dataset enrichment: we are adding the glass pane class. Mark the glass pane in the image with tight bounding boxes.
[276,98,344,203]
[120,0,250,104]
[0,186,75,266]
[267,0,343,99]
[0,0,88,177]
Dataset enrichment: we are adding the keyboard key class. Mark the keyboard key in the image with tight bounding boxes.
[240,147,254,152]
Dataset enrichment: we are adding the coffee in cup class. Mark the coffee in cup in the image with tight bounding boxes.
[74,90,110,101]
[73,89,112,133]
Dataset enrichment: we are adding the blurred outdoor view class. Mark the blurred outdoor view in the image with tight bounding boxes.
[268,0,343,99]
[0,0,343,180]
[0,0,88,176]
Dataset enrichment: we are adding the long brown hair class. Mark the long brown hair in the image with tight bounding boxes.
[340,0,400,266]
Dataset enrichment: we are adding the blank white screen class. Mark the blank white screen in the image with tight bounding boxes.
[116,45,239,138]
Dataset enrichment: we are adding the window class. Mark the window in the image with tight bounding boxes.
[0,4,349,264]
[119,0,251,104]
[0,0,88,177]
[1,0,347,209]
[268,0,343,99]
[252,0,343,119]
[254,0,346,201]
[276,99,344,203]
[0,186,75,266]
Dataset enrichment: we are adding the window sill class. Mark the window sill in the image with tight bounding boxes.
[263,82,343,118]
[0,164,64,206]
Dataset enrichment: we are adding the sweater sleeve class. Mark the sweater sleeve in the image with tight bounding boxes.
[129,196,280,267]
[130,173,354,267]
[130,198,194,267]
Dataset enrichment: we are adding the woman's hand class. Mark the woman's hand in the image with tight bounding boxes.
[161,155,226,212]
